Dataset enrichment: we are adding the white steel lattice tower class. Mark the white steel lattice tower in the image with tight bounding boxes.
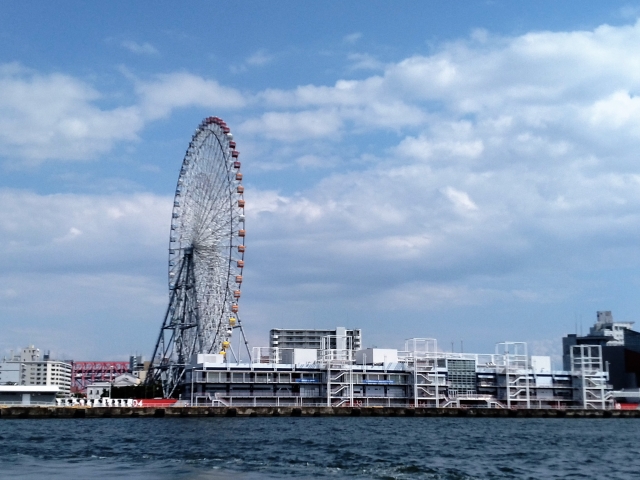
[148,116,249,397]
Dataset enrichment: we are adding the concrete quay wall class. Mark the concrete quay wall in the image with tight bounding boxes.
[1,406,639,418]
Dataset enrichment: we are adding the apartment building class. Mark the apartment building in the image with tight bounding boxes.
[2,345,72,396]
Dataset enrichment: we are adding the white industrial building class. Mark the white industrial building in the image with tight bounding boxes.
[183,336,612,410]
[0,385,59,405]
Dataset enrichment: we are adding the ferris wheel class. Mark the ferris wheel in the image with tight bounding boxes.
[148,116,249,397]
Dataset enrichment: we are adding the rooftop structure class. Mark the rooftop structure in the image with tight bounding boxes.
[270,327,362,351]
[589,311,635,346]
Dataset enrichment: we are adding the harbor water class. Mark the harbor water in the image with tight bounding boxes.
[0,417,638,479]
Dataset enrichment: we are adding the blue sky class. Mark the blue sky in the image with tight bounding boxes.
[2,1,640,363]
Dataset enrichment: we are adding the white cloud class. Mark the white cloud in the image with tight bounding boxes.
[136,72,246,120]
[0,66,247,163]
[0,189,173,358]
[252,77,427,139]
[247,19,640,148]
[8,19,640,353]
[0,63,143,163]
[396,130,484,163]
[0,189,171,274]
[0,272,166,359]
[347,53,384,71]
[374,283,506,308]
[246,49,274,66]
[240,110,343,141]
[120,40,159,55]
[295,154,336,169]
[239,87,640,343]
[586,90,640,129]
[618,6,640,19]
[443,186,478,213]
[54,226,83,243]
[343,32,363,44]
[8,19,640,166]
[231,49,275,73]
[1,288,17,299]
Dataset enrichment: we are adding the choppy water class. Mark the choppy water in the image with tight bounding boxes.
[0,417,638,479]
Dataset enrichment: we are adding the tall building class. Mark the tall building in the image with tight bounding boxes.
[269,326,362,350]
[562,311,640,391]
[587,311,634,346]
[1,345,72,396]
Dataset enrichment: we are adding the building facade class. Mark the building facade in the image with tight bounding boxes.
[0,362,20,385]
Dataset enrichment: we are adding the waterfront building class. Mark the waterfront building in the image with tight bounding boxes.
[269,326,362,351]
[1,346,71,396]
[0,385,59,405]
[86,382,111,401]
[85,374,140,400]
[182,337,611,410]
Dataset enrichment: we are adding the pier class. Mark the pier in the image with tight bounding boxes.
[1,406,639,418]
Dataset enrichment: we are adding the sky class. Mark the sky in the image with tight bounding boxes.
[2,1,640,364]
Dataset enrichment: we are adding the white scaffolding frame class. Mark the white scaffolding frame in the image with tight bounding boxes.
[251,347,280,364]
[570,345,609,410]
[495,342,531,409]
[403,338,446,408]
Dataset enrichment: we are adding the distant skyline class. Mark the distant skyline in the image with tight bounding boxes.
[2,1,640,362]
